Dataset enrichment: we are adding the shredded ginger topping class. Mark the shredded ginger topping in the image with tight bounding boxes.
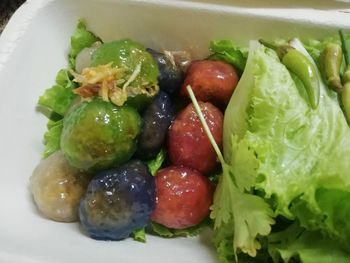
[71,63,159,106]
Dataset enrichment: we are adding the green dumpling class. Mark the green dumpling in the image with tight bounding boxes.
[91,39,159,88]
[61,99,141,171]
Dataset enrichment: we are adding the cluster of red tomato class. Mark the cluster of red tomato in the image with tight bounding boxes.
[151,60,239,229]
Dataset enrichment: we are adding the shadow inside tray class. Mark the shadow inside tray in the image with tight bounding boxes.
[180,0,350,9]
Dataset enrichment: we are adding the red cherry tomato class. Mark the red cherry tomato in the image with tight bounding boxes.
[151,166,214,229]
[181,60,239,108]
[168,102,223,174]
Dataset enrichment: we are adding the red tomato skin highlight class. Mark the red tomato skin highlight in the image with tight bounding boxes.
[181,60,239,107]
[151,166,214,229]
[168,102,223,174]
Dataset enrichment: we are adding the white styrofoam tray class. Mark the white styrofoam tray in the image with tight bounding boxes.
[0,0,349,262]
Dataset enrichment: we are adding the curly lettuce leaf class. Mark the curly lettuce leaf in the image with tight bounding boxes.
[38,69,76,157]
[38,85,76,117]
[209,40,247,72]
[38,69,76,117]
[220,39,350,262]
[43,119,63,158]
[187,77,274,259]
[55,69,77,89]
[268,223,350,263]
[291,187,350,248]
[211,136,274,259]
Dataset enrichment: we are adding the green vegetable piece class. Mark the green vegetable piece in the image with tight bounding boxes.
[150,220,209,238]
[338,30,350,124]
[268,223,350,263]
[38,69,77,117]
[43,119,63,158]
[61,99,141,171]
[91,39,159,88]
[55,69,77,89]
[69,20,100,69]
[282,49,320,109]
[132,228,146,243]
[259,39,320,109]
[38,85,76,117]
[290,187,350,249]
[320,43,343,92]
[341,83,350,123]
[38,69,78,157]
[146,149,166,176]
[209,40,247,72]
[340,30,350,84]
[303,36,341,63]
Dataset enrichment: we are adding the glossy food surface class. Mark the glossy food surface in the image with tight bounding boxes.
[3,1,347,262]
[61,99,141,171]
[79,160,156,240]
[181,60,239,107]
[136,91,174,160]
[147,48,184,96]
[168,102,223,174]
[30,151,90,222]
[151,166,213,229]
[91,39,159,87]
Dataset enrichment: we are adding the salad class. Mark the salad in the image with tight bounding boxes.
[30,20,350,263]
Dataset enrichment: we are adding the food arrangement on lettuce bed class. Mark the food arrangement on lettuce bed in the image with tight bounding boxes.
[30,20,350,263]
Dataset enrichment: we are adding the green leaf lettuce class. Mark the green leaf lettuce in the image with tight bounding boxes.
[38,69,77,117]
[208,40,247,72]
[38,69,77,157]
[268,223,350,263]
[43,119,63,158]
[212,40,350,262]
